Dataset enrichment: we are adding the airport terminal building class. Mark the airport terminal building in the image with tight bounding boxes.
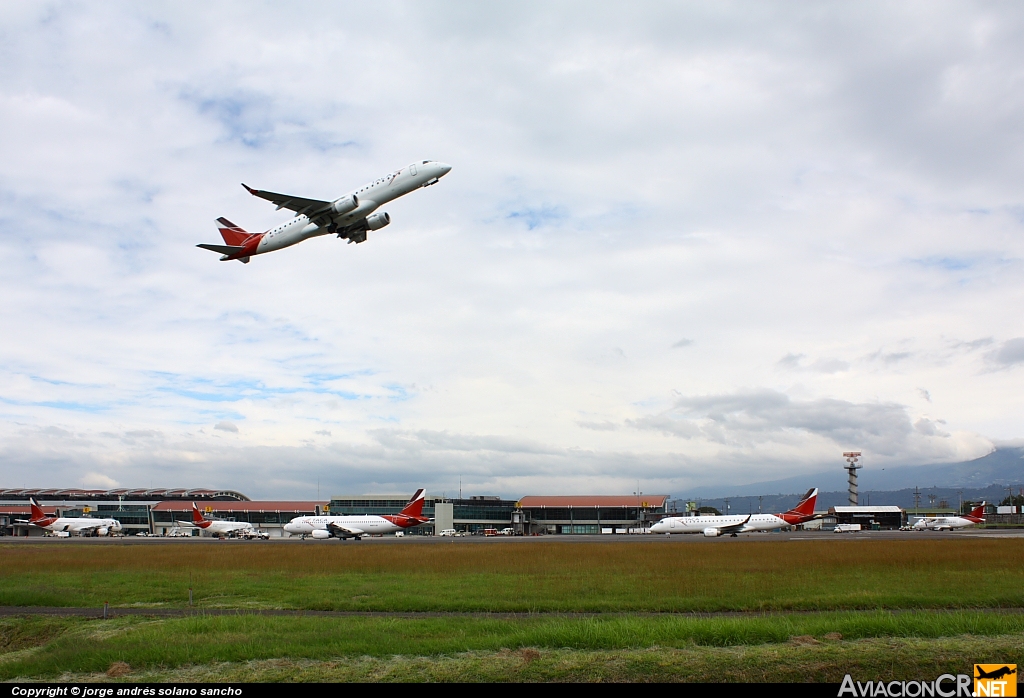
[2,487,668,537]
[6,487,957,537]
[0,488,250,537]
[329,494,669,535]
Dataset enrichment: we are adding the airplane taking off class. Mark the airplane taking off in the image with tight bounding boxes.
[19,498,122,536]
[650,488,820,537]
[283,489,429,540]
[912,503,986,531]
[176,502,257,538]
[198,160,452,263]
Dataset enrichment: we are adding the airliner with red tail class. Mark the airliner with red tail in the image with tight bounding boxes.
[198,160,452,263]
[18,497,122,536]
[283,489,429,540]
[650,488,820,537]
[176,502,258,538]
[912,503,986,531]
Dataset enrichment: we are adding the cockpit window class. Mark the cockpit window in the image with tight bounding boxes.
[422,160,429,164]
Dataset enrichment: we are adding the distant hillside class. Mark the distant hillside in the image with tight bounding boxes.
[677,447,1024,513]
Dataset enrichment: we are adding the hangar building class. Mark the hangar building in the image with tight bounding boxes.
[828,505,905,530]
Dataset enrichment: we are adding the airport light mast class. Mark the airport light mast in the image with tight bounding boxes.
[843,452,862,505]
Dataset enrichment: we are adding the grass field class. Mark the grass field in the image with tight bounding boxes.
[2,539,1022,682]
[2,613,1024,682]
[2,539,1024,611]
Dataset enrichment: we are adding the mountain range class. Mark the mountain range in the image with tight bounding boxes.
[675,447,1024,514]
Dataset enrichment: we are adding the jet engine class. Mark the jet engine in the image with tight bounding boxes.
[311,529,331,539]
[702,528,722,537]
[332,194,358,215]
[97,528,108,537]
[365,212,390,230]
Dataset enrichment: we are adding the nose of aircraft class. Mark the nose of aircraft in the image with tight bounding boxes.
[437,162,452,175]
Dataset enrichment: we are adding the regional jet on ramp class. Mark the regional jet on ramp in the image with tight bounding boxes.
[912,503,986,531]
[19,497,122,537]
[651,488,819,537]
[283,489,429,540]
[198,160,451,263]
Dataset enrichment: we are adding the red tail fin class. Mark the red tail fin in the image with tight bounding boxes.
[965,503,987,522]
[192,502,207,525]
[778,488,819,524]
[216,217,251,246]
[400,489,426,518]
[29,497,47,522]
[786,488,818,517]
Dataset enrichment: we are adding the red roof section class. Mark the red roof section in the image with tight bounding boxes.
[152,501,325,513]
[0,505,52,515]
[518,495,668,508]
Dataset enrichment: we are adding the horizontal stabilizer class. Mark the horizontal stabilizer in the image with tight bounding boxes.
[197,243,245,255]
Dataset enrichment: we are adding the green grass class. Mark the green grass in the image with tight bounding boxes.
[30,639,1024,684]
[3,539,1024,612]
[4,540,1024,682]
[2,613,1023,682]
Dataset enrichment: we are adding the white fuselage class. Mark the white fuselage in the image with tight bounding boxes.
[183,520,254,537]
[284,515,404,538]
[913,516,978,531]
[38,517,122,536]
[651,514,792,535]
[257,161,450,254]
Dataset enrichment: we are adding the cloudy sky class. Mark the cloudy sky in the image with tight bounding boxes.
[2,2,1023,499]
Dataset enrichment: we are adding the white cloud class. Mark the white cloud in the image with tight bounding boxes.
[80,472,119,489]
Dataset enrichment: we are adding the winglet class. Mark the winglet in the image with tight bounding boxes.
[242,183,257,195]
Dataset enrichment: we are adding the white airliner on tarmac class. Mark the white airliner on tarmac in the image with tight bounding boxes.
[650,488,820,537]
[20,498,122,537]
[176,502,259,538]
[284,489,429,540]
[198,160,452,263]
[912,503,986,531]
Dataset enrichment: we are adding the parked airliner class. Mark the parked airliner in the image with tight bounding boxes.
[283,489,429,540]
[19,498,122,536]
[912,503,986,531]
[198,160,452,263]
[176,502,257,538]
[650,488,820,537]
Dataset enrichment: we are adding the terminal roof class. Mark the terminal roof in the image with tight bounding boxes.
[518,495,668,508]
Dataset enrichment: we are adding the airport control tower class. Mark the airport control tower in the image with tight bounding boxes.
[843,452,862,505]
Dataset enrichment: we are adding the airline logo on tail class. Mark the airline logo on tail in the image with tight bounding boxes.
[28,498,57,527]
[383,489,429,528]
[779,488,819,525]
[963,503,987,523]
[191,502,213,529]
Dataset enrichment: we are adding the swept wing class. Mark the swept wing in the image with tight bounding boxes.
[327,522,365,538]
[242,184,333,219]
[711,515,752,535]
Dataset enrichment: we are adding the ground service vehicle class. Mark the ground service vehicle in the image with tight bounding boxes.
[834,524,861,533]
